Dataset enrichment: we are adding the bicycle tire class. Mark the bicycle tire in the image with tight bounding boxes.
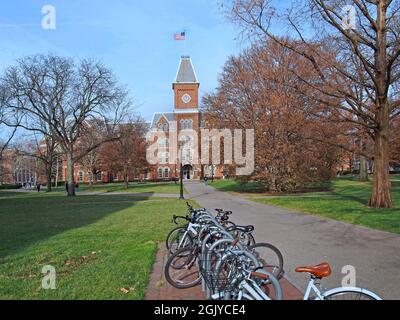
[165,226,193,254]
[164,246,202,289]
[321,287,382,300]
[248,243,284,280]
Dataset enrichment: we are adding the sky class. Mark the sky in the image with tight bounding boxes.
[0,0,248,122]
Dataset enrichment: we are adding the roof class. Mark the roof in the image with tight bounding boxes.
[150,112,175,129]
[174,56,198,84]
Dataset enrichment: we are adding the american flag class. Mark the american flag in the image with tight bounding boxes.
[174,31,186,41]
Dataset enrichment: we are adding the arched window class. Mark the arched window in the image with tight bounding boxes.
[158,123,168,131]
[179,135,193,147]
[158,152,169,164]
[158,138,169,148]
[180,119,193,130]
[158,138,165,147]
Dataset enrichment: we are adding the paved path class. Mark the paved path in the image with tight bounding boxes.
[76,191,179,198]
[185,182,400,299]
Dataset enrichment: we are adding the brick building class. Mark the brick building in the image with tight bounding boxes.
[148,56,224,181]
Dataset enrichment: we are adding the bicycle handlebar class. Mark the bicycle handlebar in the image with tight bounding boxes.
[172,214,191,224]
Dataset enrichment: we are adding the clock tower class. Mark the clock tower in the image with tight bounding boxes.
[172,56,201,180]
[173,56,200,110]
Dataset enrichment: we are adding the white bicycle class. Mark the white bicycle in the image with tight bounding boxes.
[296,262,382,300]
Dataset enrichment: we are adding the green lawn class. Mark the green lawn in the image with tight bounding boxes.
[211,178,332,194]
[253,177,400,234]
[56,181,187,194]
[211,179,267,193]
[0,192,191,299]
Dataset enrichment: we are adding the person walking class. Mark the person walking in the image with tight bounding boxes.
[36,182,41,193]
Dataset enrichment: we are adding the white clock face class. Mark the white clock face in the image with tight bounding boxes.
[182,94,192,104]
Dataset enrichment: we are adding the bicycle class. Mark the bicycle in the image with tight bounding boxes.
[296,262,382,300]
[164,206,284,300]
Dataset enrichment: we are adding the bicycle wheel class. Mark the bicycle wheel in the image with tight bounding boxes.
[164,247,202,289]
[227,227,256,247]
[222,221,236,230]
[165,226,193,254]
[321,288,382,300]
[248,243,284,280]
[237,270,283,300]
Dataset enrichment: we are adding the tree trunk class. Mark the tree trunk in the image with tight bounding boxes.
[368,107,392,208]
[359,137,369,182]
[89,165,93,187]
[55,157,59,188]
[66,150,76,197]
[359,155,369,182]
[46,160,53,192]
[46,168,52,192]
[124,172,129,189]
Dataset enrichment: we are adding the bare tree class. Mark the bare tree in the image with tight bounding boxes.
[76,119,108,186]
[0,90,20,183]
[1,54,130,196]
[227,0,400,208]
[203,41,343,191]
[101,118,148,189]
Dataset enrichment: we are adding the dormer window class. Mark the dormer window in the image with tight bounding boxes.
[158,123,169,131]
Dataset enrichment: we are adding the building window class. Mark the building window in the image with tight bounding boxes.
[164,168,170,178]
[158,138,169,148]
[158,168,163,179]
[180,119,193,130]
[158,123,168,131]
[144,171,149,180]
[78,171,84,183]
[158,152,170,164]
[96,171,103,182]
[179,135,193,147]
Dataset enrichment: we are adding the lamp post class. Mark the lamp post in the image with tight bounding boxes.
[174,160,177,184]
[211,165,214,183]
[179,142,184,200]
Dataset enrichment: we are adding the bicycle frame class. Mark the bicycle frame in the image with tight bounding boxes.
[303,277,325,300]
[303,277,383,300]
[177,222,199,249]
[211,279,271,301]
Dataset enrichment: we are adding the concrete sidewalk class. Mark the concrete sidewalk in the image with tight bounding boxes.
[185,181,400,299]
[76,191,179,198]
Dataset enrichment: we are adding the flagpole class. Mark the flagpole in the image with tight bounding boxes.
[184,30,186,56]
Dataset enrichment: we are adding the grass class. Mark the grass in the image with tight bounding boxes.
[211,179,267,193]
[253,176,400,234]
[0,191,192,299]
[54,181,187,195]
[211,179,332,194]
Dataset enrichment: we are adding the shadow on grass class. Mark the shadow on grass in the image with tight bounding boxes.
[0,192,154,262]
